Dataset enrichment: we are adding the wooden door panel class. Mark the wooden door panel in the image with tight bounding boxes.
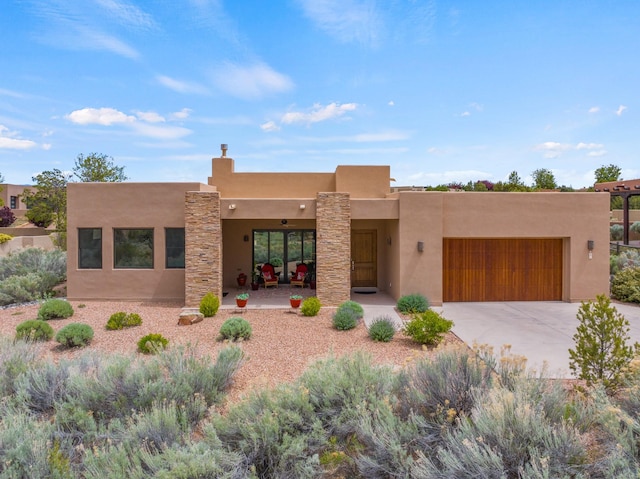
[351,230,377,287]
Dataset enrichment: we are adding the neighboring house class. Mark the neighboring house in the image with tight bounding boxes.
[595,178,640,245]
[0,184,33,217]
[66,147,610,307]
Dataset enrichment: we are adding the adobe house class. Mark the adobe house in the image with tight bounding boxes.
[67,146,610,306]
[0,184,33,216]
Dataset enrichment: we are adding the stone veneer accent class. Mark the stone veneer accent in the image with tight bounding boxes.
[316,192,351,306]
[185,191,222,307]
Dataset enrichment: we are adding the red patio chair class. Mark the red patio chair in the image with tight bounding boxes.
[261,263,279,288]
[290,263,308,288]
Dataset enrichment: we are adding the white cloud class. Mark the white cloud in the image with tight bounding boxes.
[388,100,394,106]
[66,107,136,125]
[460,111,470,117]
[260,121,280,132]
[94,0,156,30]
[281,102,357,125]
[587,150,607,157]
[427,147,446,155]
[0,125,37,150]
[135,111,165,123]
[534,141,608,159]
[576,142,604,150]
[157,75,209,95]
[588,106,600,113]
[170,108,192,120]
[616,105,627,116]
[212,62,294,100]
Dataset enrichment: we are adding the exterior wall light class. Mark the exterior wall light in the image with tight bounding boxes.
[300,204,306,209]
[587,240,594,260]
[417,241,424,252]
[229,204,236,210]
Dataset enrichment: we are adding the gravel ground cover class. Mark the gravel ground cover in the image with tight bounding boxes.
[0,300,462,403]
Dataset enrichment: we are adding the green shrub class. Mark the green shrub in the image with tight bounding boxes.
[37,298,73,320]
[217,317,252,341]
[610,249,640,275]
[55,323,94,348]
[337,300,364,319]
[611,266,640,303]
[0,248,67,282]
[368,316,396,342]
[569,294,640,392]
[396,293,429,314]
[15,320,54,342]
[611,224,624,241]
[631,221,640,234]
[137,333,169,354]
[403,309,453,345]
[0,233,12,244]
[0,273,57,306]
[199,292,220,317]
[332,308,359,331]
[106,311,142,330]
[301,296,321,316]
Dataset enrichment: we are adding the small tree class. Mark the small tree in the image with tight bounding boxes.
[594,164,622,184]
[531,168,557,190]
[72,153,128,182]
[568,294,640,392]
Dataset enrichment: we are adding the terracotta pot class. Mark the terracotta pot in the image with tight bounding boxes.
[289,298,301,308]
[237,274,247,287]
[236,299,247,308]
[251,282,259,291]
[309,280,316,290]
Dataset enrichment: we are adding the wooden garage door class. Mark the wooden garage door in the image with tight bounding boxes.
[443,238,563,302]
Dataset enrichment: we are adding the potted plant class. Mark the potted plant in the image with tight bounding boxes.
[251,270,259,290]
[236,292,249,308]
[237,272,247,287]
[290,294,303,309]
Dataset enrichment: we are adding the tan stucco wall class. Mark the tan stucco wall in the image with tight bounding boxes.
[396,192,610,305]
[67,182,215,302]
[0,237,55,257]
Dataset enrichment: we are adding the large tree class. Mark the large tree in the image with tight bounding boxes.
[73,153,128,182]
[594,164,622,184]
[531,168,557,190]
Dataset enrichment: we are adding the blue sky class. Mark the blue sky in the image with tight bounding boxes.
[1,0,639,188]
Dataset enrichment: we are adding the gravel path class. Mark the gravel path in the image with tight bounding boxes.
[0,300,462,404]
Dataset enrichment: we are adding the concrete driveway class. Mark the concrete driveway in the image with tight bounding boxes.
[442,301,640,378]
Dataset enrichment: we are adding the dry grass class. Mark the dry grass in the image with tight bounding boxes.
[0,300,463,403]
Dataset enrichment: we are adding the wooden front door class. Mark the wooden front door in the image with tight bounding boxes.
[351,230,377,287]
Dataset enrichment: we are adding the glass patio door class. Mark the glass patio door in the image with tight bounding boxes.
[253,230,315,283]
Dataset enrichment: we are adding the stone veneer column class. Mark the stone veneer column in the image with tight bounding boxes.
[184,191,222,307]
[316,192,351,306]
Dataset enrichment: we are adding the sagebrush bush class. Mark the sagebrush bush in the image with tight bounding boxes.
[403,309,453,345]
[569,294,640,392]
[301,296,321,316]
[631,221,640,234]
[15,319,54,342]
[611,266,640,303]
[137,333,169,354]
[610,250,640,275]
[0,233,12,244]
[332,308,359,331]
[396,293,429,314]
[37,298,73,320]
[106,311,142,330]
[611,224,624,241]
[0,337,41,398]
[0,206,16,227]
[0,272,59,306]
[367,316,395,342]
[337,300,364,319]
[199,291,220,317]
[55,323,93,348]
[0,248,67,282]
[217,317,252,341]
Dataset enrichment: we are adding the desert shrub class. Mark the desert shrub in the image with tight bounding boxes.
[199,291,220,317]
[403,309,453,345]
[332,308,359,331]
[137,333,169,354]
[15,319,54,342]
[611,266,640,303]
[37,298,73,320]
[0,206,16,227]
[0,248,66,281]
[0,337,41,398]
[217,317,252,341]
[301,296,321,316]
[569,294,640,392]
[631,221,640,234]
[611,224,624,241]
[106,311,142,330]
[14,361,71,414]
[55,323,94,348]
[337,300,364,319]
[0,233,12,244]
[367,316,396,342]
[397,293,429,314]
[0,272,59,306]
[611,249,640,275]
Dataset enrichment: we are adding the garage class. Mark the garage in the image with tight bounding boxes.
[443,238,563,302]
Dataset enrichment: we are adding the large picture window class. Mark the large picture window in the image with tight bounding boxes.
[114,229,154,269]
[78,228,102,269]
[165,228,185,268]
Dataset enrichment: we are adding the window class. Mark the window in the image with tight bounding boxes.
[114,229,154,269]
[78,228,102,269]
[165,228,185,268]
[10,196,17,209]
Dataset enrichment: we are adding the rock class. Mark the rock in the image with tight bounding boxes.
[178,311,204,326]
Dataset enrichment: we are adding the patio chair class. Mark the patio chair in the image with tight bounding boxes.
[290,263,308,288]
[261,263,279,288]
